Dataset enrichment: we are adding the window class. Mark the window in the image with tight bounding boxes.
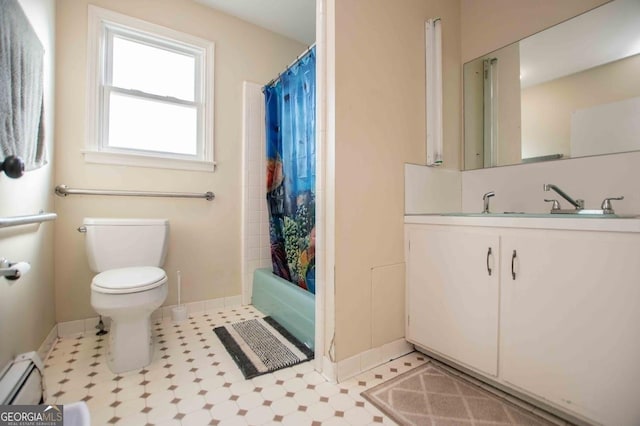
[86,6,215,171]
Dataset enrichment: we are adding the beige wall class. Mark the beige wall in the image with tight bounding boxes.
[0,0,56,368]
[521,54,640,159]
[331,0,461,361]
[54,0,305,322]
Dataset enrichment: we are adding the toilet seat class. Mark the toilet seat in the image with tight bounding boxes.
[91,266,167,294]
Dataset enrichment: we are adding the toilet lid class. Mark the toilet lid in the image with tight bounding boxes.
[91,267,167,294]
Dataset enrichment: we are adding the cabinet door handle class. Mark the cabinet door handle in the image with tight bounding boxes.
[511,250,517,280]
[486,247,492,276]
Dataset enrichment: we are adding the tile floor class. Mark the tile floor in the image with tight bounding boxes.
[44,305,423,425]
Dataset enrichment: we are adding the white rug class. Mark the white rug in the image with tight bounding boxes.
[213,316,313,379]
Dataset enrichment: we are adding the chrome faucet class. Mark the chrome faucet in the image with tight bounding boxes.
[482,191,495,214]
[543,184,584,211]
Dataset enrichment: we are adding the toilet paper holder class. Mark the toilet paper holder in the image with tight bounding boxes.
[0,258,31,280]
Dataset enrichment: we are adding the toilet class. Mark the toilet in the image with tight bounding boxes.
[83,218,169,373]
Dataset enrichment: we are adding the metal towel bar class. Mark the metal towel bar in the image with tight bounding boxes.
[54,184,214,201]
[0,211,57,228]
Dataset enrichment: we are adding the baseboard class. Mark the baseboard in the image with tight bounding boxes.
[56,295,242,338]
[323,338,414,383]
[321,356,337,383]
[38,324,58,363]
[157,295,242,322]
[57,316,111,338]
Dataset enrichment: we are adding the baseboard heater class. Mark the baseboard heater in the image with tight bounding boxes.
[0,352,44,405]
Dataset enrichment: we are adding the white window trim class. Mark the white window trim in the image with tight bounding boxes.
[85,5,215,172]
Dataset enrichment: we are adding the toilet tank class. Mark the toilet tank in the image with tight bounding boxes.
[83,218,169,272]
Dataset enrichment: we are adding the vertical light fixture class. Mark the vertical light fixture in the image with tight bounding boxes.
[425,18,443,166]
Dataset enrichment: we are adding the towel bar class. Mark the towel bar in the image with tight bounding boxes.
[0,211,57,228]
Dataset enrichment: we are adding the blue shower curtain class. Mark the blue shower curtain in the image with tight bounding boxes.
[264,47,316,294]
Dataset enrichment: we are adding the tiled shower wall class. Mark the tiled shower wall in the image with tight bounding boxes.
[241,82,272,305]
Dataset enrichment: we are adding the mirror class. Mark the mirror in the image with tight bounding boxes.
[463,0,640,170]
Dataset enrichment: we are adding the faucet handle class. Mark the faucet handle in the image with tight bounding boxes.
[544,199,560,211]
[601,196,624,214]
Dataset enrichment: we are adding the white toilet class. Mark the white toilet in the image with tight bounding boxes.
[83,218,169,373]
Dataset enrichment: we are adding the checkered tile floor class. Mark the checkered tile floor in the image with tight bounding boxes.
[44,305,426,425]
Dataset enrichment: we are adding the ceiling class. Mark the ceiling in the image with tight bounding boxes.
[519,0,640,88]
[196,1,639,88]
[195,0,316,45]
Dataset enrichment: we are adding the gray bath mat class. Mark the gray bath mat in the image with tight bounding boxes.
[213,316,313,379]
[361,361,557,425]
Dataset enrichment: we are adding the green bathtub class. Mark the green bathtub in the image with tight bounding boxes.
[252,268,315,351]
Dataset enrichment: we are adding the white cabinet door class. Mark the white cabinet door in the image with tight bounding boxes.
[407,225,499,376]
[500,230,640,425]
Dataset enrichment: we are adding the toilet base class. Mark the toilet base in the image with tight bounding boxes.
[107,317,154,373]
[91,278,167,373]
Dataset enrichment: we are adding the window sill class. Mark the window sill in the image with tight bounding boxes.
[83,150,215,172]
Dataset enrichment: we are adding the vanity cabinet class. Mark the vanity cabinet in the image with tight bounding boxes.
[500,230,640,425]
[406,226,499,376]
[405,219,640,425]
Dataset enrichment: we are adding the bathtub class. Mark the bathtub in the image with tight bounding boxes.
[252,268,315,350]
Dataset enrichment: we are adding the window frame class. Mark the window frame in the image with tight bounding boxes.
[85,6,215,171]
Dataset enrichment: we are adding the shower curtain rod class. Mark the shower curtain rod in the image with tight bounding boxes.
[264,43,316,88]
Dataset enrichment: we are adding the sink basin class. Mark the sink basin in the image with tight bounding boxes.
[435,212,637,219]
[405,212,640,232]
[439,212,532,218]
